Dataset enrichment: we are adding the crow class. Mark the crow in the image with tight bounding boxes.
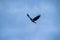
[27,14,40,23]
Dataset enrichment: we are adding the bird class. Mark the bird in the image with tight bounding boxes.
[27,13,40,23]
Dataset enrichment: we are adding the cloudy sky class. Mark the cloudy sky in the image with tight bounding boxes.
[0,0,60,40]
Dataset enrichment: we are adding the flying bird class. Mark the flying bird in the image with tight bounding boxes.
[27,14,40,23]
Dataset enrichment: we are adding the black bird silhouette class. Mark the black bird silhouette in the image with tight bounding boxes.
[27,14,40,23]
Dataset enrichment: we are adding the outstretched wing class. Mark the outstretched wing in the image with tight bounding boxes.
[27,14,32,21]
[32,15,40,21]
[27,14,30,18]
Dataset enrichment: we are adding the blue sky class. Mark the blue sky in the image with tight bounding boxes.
[0,0,60,40]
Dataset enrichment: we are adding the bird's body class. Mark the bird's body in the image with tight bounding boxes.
[27,14,40,23]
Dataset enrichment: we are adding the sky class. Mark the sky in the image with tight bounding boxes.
[0,0,60,40]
